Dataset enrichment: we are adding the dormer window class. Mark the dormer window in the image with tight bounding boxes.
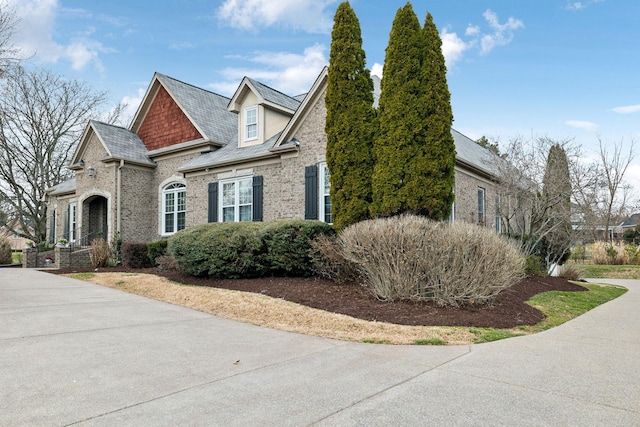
[244,106,258,141]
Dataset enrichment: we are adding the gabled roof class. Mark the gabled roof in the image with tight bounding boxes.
[621,213,640,228]
[70,121,155,167]
[273,67,328,149]
[452,129,500,177]
[228,77,301,114]
[91,121,155,165]
[131,73,236,146]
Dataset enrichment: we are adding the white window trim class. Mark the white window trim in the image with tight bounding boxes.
[495,194,502,233]
[319,162,332,224]
[244,106,258,142]
[219,177,253,222]
[161,182,186,236]
[478,187,486,225]
[69,203,77,242]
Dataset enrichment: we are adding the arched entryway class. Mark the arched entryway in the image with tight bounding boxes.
[81,195,108,245]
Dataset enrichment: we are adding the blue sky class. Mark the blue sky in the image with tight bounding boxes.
[8,0,640,188]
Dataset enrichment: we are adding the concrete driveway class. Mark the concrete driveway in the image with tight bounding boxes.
[1,269,639,426]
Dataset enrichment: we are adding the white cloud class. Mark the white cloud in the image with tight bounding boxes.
[566,2,586,10]
[613,104,640,114]
[217,0,336,34]
[8,0,111,72]
[566,0,604,11]
[209,44,328,96]
[478,10,525,55]
[565,120,598,131]
[371,63,383,78]
[119,87,145,124]
[433,10,523,68]
[440,29,469,67]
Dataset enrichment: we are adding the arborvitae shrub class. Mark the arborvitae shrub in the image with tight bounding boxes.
[147,239,168,266]
[122,242,152,269]
[260,220,335,276]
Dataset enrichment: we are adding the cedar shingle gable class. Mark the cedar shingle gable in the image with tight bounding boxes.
[137,86,203,151]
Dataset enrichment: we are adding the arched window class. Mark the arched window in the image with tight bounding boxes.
[162,183,186,234]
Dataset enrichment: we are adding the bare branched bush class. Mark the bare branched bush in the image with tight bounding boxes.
[156,254,179,272]
[90,238,110,268]
[558,264,583,281]
[309,234,360,284]
[338,215,526,306]
[590,241,627,265]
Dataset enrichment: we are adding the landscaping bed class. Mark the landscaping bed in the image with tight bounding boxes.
[52,267,585,329]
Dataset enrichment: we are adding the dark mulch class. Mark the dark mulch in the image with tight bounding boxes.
[51,267,586,329]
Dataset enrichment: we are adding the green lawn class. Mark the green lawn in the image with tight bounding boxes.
[470,281,627,344]
[11,252,22,264]
[578,264,640,279]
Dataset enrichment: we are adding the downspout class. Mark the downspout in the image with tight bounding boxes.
[117,160,124,236]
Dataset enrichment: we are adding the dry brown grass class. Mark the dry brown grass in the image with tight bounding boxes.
[69,272,482,345]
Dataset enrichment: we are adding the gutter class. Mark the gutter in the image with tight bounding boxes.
[117,160,124,235]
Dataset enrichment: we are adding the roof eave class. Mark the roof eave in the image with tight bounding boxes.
[178,152,278,174]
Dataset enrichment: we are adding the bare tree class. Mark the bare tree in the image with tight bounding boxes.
[0,66,109,242]
[0,1,20,75]
[597,137,635,242]
[491,136,578,266]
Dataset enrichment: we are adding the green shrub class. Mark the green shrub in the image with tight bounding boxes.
[337,215,525,306]
[147,239,168,266]
[169,222,265,278]
[168,221,335,279]
[570,244,586,263]
[525,255,545,276]
[0,238,12,264]
[259,220,334,276]
[122,242,152,269]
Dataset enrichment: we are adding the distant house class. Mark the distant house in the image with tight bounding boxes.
[0,222,33,250]
[44,68,504,245]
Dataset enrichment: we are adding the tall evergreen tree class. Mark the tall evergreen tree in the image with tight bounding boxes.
[540,144,573,265]
[325,1,375,230]
[370,3,424,217]
[370,4,455,219]
[413,12,455,219]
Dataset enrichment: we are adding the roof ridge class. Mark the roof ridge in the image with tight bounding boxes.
[156,72,231,101]
[246,77,300,104]
[90,119,131,132]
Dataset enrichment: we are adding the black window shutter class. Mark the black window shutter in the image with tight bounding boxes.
[305,165,318,220]
[63,206,70,240]
[252,176,263,222]
[49,211,56,244]
[208,182,218,223]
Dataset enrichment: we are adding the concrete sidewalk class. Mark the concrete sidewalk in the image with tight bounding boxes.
[1,269,638,426]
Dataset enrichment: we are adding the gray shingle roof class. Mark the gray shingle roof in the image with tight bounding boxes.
[91,121,155,166]
[48,177,76,196]
[452,129,499,176]
[156,73,237,145]
[246,77,301,112]
[179,132,281,172]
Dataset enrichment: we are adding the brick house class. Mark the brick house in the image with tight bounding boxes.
[44,67,503,245]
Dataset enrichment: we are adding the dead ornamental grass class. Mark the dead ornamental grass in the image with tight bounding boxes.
[72,272,479,345]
